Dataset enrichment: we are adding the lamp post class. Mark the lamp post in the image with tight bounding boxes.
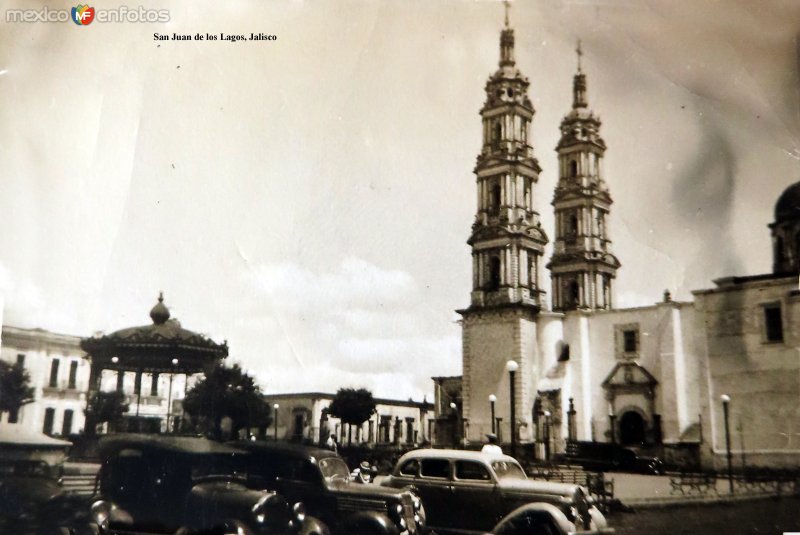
[450,402,460,447]
[273,404,280,441]
[506,360,519,458]
[543,410,552,461]
[489,394,497,434]
[721,394,734,494]
[608,410,617,444]
[167,358,178,433]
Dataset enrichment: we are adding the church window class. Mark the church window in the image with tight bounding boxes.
[488,256,501,291]
[567,280,579,307]
[763,303,783,343]
[492,121,502,149]
[506,88,513,98]
[565,213,578,244]
[491,184,502,213]
[615,323,640,359]
[569,160,578,177]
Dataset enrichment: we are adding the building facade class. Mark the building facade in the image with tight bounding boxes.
[457,15,800,469]
[0,326,90,437]
[263,392,433,447]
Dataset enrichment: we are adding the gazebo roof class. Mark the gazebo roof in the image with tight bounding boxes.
[81,293,228,374]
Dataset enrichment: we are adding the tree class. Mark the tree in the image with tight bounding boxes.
[84,390,129,435]
[183,363,271,440]
[328,388,376,446]
[0,360,34,421]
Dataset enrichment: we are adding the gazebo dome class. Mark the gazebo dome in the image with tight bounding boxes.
[774,181,800,222]
[150,292,170,324]
[81,293,228,374]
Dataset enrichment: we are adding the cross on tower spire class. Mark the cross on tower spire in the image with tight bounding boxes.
[576,39,583,73]
[504,0,511,28]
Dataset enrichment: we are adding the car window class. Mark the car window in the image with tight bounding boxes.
[399,459,419,476]
[491,460,526,480]
[420,459,450,479]
[318,457,350,482]
[454,460,491,481]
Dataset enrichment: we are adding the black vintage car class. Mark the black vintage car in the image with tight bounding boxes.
[91,434,329,535]
[235,442,426,535]
[556,441,663,474]
[0,430,91,535]
[0,458,91,535]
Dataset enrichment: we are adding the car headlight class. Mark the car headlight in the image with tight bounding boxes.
[251,495,271,524]
[388,503,407,530]
[91,500,132,529]
[411,495,426,527]
[292,502,306,526]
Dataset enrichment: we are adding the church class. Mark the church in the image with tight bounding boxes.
[447,13,800,469]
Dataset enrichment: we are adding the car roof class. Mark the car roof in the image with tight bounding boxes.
[99,434,244,458]
[396,448,519,464]
[232,441,341,463]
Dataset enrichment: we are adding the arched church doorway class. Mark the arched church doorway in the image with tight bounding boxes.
[619,411,646,445]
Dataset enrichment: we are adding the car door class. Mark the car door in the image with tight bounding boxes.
[452,460,499,532]
[416,458,454,531]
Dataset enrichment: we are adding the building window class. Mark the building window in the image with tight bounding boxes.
[615,323,640,359]
[492,121,501,149]
[488,256,501,291]
[8,408,19,424]
[62,410,74,436]
[763,304,784,343]
[16,354,25,367]
[43,408,55,435]
[567,280,579,308]
[569,160,578,177]
[68,361,78,390]
[49,359,60,388]
[491,183,502,213]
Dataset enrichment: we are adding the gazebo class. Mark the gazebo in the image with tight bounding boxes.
[81,293,228,433]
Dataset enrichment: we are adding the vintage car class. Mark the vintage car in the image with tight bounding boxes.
[235,441,426,535]
[556,441,663,474]
[91,434,329,535]
[0,429,91,535]
[380,449,612,535]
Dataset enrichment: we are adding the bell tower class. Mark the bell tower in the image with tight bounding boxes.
[459,4,546,444]
[467,5,548,309]
[548,43,620,311]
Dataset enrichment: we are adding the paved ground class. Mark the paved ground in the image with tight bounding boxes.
[610,495,800,534]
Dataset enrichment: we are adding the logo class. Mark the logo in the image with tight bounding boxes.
[71,4,95,25]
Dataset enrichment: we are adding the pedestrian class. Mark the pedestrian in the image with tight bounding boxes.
[481,433,503,455]
[326,433,338,453]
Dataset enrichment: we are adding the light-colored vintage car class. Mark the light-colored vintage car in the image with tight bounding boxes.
[380,449,613,535]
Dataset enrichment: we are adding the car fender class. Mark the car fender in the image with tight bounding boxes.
[298,515,332,535]
[492,502,573,535]
[337,511,400,535]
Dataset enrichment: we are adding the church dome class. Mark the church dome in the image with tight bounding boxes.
[774,181,800,221]
[149,292,170,324]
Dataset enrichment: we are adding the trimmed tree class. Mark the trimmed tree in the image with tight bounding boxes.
[0,361,34,421]
[84,390,129,435]
[328,388,376,446]
[183,363,271,440]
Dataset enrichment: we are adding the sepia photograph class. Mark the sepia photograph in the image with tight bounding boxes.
[0,0,799,533]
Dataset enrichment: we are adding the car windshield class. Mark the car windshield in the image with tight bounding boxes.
[491,460,527,480]
[318,457,350,484]
[190,453,248,481]
[0,460,55,478]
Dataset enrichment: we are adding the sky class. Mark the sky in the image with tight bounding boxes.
[0,0,798,400]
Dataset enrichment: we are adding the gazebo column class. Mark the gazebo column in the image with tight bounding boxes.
[116,370,124,392]
[151,372,159,397]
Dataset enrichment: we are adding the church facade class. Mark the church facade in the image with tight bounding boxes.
[456,16,800,469]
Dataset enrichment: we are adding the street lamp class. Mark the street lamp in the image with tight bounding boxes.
[450,402,460,447]
[543,410,552,461]
[506,360,519,458]
[167,358,178,433]
[273,404,280,441]
[609,410,617,444]
[721,394,734,494]
[489,394,497,434]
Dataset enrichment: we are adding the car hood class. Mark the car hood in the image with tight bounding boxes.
[497,478,580,498]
